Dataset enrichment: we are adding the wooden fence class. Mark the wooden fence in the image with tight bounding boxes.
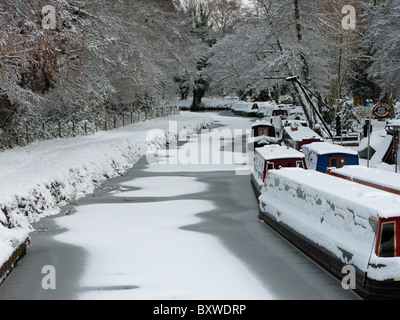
[0,105,179,150]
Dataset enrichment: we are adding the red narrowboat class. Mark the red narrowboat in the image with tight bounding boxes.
[326,166,400,196]
[282,125,324,151]
[251,145,307,197]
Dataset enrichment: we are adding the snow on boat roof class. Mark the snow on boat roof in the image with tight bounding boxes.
[252,120,273,127]
[330,165,400,192]
[302,141,358,155]
[269,168,400,219]
[283,126,323,141]
[387,120,400,128]
[255,145,305,160]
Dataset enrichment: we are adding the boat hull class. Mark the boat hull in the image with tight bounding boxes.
[257,203,400,300]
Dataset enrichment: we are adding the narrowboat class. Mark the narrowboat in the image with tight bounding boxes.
[249,119,280,148]
[326,166,400,196]
[260,105,290,121]
[282,125,323,151]
[271,107,289,118]
[301,142,359,172]
[251,145,306,197]
[258,167,400,299]
[233,102,260,117]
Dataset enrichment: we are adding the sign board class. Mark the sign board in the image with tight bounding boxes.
[373,103,390,118]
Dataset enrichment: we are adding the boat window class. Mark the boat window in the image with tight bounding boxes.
[258,128,269,136]
[296,161,304,168]
[379,222,396,257]
[329,156,347,168]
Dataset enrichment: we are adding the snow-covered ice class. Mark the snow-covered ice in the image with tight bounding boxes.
[54,195,272,299]
[0,110,275,299]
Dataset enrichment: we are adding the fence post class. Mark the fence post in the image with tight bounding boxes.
[8,129,12,147]
[114,115,116,129]
[84,121,87,135]
[26,123,29,144]
[59,120,62,138]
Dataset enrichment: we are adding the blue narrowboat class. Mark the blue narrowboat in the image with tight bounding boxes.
[301,142,359,173]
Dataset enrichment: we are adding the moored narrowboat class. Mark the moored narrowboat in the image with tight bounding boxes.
[258,168,400,299]
[251,145,306,197]
[250,120,280,148]
[326,165,400,196]
[282,125,323,151]
[301,142,359,172]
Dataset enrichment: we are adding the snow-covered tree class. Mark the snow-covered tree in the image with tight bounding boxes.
[204,0,363,136]
[365,0,400,98]
[0,0,206,148]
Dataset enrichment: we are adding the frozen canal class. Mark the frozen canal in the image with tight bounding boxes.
[0,112,360,300]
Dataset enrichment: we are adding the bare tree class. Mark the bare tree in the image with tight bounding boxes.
[206,0,243,39]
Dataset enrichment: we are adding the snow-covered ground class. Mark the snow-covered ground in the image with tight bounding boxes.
[0,112,213,275]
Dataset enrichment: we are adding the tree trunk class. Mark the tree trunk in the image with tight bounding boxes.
[294,0,310,85]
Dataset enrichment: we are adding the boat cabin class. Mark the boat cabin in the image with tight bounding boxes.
[251,120,278,148]
[282,125,323,151]
[252,145,307,195]
[272,108,288,118]
[301,142,359,173]
[252,120,276,137]
[263,105,290,119]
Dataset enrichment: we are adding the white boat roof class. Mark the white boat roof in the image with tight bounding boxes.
[255,145,305,161]
[252,120,273,127]
[269,168,400,219]
[330,165,400,191]
[387,120,400,128]
[302,142,358,156]
[284,126,323,141]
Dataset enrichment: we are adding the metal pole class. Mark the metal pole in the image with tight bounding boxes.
[367,117,371,168]
[293,78,334,141]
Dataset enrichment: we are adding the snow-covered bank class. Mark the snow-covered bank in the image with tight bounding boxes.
[0,112,213,278]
